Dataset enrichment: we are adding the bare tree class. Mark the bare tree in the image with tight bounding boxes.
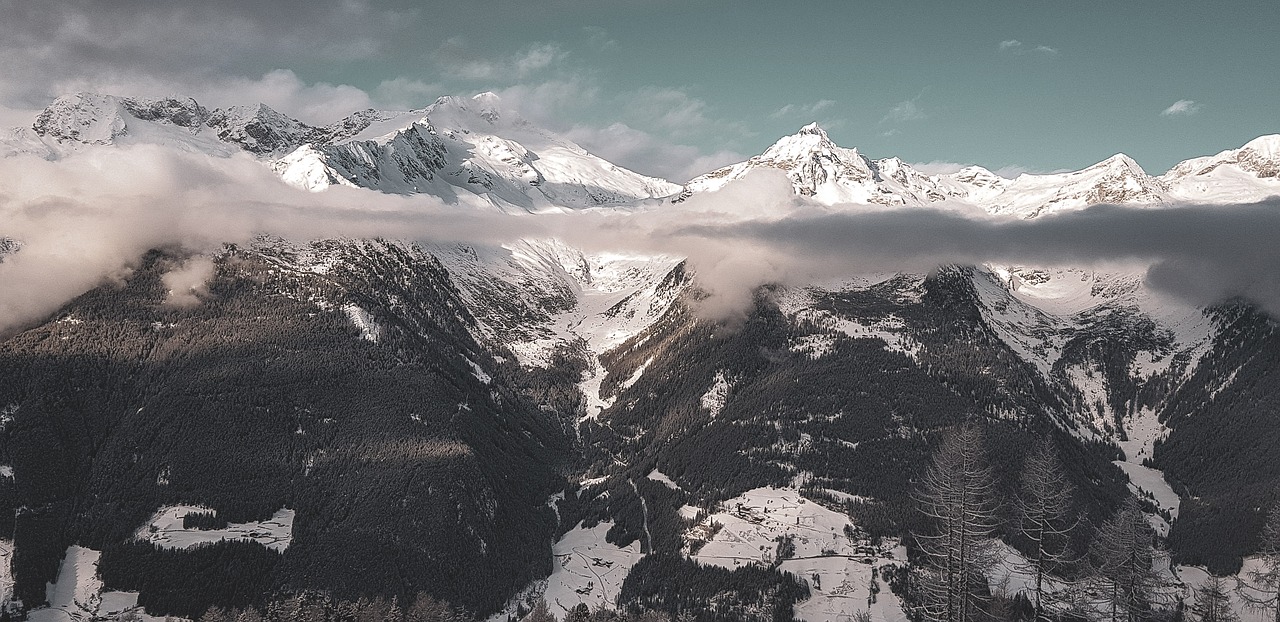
[1088,496,1167,622]
[1239,503,1280,622]
[1013,438,1080,620]
[1192,576,1240,622]
[913,423,1003,622]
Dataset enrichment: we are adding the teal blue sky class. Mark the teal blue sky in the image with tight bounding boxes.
[2,0,1276,181]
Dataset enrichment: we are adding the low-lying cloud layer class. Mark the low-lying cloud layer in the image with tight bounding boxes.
[1,150,1278,335]
[661,175,1280,317]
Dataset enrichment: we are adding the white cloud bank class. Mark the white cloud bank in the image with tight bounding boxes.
[4,149,1280,333]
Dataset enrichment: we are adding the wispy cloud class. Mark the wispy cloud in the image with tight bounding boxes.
[769,99,836,119]
[563,122,742,182]
[999,40,1059,56]
[1161,99,1202,117]
[583,26,617,50]
[882,98,925,124]
[0,0,408,108]
[620,86,751,141]
[439,40,567,81]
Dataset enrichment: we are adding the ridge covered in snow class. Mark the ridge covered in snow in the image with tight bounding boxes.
[2,92,680,213]
[677,123,1280,217]
[677,123,950,206]
[5,95,1278,216]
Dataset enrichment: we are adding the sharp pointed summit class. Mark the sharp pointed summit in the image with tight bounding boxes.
[678,124,948,206]
[796,122,828,136]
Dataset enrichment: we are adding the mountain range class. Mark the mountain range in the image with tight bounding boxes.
[1,92,1279,622]
[7,92,1279,216]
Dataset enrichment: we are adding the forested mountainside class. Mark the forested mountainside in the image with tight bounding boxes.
[0,241,570,617]
[6,234,1279,622]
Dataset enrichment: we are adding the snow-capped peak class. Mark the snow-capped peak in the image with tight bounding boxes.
[981,153,1168,218]
[796,122,828,137]
[471,92,503,123]
[1091,153,1147,176]
[203,103,317,156]
[679,124,950,206]
[950,165,1005,184]
[761,122,844,158]
[424,94,527,133]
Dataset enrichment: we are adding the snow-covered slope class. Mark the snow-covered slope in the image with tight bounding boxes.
[431,238,687,420]
[9,94,1278,217]
[980,154,1169,217]
[676,124,1175,216]
[1163,134,1280,203]
[3,92,680,212]
[3,93,236,158]
[679,125,1279,217]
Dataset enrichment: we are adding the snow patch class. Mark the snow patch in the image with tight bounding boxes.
[342,304,381,342]
[578,360,616,421]
[25,545,168,622]
[465,357,492,384]
[28,545,103,622]
[135,506,295,552]
[700,370,732,416]
[620,357,653,392]
[1182,558,1276,622]
[646,470,680,490]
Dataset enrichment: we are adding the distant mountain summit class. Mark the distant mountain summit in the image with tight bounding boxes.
[677,122,949,206]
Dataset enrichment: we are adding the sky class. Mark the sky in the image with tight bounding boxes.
[2,1,1277,181]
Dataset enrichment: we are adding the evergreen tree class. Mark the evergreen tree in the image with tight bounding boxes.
[564,603,591,622]
[912,423,1002,622]
[526,598,556,622]
[1192,576,1239,622]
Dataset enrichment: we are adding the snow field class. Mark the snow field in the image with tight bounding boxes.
[686,487,908,622]
[25,545,182,622]
[135,506,295,552]
[646,470,680,490]
[542,522,644,616]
